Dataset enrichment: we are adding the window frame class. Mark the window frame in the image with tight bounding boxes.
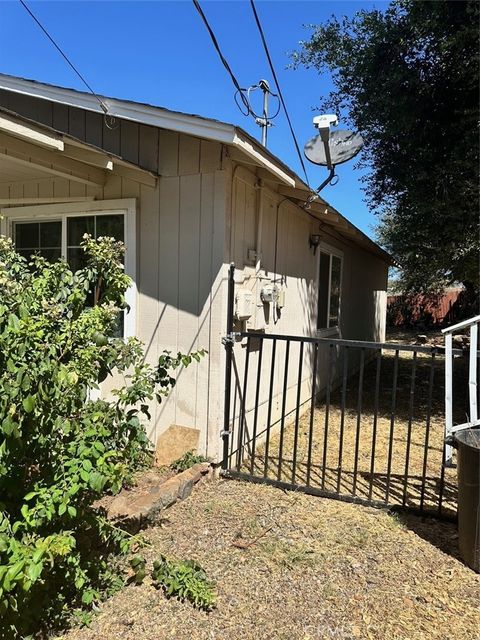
[315,241,344,335]
[0,198,137,338]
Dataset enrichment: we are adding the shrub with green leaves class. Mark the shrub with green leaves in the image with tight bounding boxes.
[170,450,209,472]
[151,556,216,611]
[0,234,204,638]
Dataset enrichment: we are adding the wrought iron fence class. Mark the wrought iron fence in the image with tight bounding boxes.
[221,266,469,521]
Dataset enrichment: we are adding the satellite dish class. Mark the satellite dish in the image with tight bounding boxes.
[304,130,364,166]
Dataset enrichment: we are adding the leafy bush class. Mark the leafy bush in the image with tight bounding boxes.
[170,450,209,472]
[152,556,215,610]
[0,234,203,638]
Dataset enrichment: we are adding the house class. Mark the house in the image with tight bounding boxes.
[0,74,392,461]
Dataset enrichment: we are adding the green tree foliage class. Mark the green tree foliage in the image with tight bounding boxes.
[293,0,479,296]
[0,234,203,638]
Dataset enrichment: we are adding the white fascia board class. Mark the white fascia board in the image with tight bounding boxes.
[0,76,300,187]
[232,131,295,187]
[0,75,235,143]
[0,112,64,151]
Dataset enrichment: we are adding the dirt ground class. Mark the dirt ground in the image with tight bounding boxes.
[57,479,479,640]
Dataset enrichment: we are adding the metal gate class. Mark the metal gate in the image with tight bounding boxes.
[221,265,467,520]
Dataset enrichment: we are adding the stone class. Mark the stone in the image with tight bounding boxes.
[155,424,201,467]
[158,476,182,509]
[179,478,194,500]
[417,334,427,344]
[107,495,134,520]
[105,462,213,531]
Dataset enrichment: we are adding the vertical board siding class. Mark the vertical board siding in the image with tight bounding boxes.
[0,88,229,457]
[156,176,180,432]
[227,164,388,460]
[177,173,202,428]
[120,120,139,166]
[178,134,200,176]
[85,112,103,149]
[68,107,86,140]
[158,130,179,176]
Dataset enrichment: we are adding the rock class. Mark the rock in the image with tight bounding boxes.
[179,478,194,500]
[154,424,201,467]
[106,462,213,529]
[107,495,134,520]
[417,334,428,344]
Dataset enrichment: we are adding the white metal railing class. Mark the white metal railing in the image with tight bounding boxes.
[442,314,480,463]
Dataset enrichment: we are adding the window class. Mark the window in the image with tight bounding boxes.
[317,247,343,331]
[14,220,62,262]
[1,199,136,337]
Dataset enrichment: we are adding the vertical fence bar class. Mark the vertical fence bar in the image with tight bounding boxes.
[337,346,349,493]
[438,433,448,517]
[368,350,382,502]
[222,264,235,471]
[444,332,453,464]
[292,341,304,485]
[249,338,264,476]
[469,323,478,425]
[402,351,417,506]
[306,342,319,486]
[420,350,436,512]
[263,339,277,478]
[385,349,399,503]
[277,340,290,481]
[352,348,365,496]
[321,343,334,490]
[236,336,250,471]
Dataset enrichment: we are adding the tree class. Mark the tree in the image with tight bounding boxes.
[293,0,479,299]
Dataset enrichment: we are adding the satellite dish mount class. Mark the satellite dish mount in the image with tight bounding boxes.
[312,114,338,170]
[304,115,364,193]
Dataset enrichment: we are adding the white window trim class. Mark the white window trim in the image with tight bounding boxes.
[315,241,343,336]
[0,198,137,338]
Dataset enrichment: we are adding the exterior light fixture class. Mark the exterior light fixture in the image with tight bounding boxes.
[309,233,321,255]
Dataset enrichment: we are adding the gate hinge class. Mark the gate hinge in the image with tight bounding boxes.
[222,332,238,346]
[220,430,230,438]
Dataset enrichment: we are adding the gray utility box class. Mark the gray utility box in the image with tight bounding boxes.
[454,428,480,573]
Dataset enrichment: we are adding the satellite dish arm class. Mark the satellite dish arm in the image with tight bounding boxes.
[316,165,336,192]
[319,128,333,170]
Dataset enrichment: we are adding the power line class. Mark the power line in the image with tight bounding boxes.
[192,0,251,114]
[18,0,109,115]
[249,0,310,187]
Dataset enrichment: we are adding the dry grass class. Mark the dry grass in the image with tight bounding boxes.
[245,341,467,517]
[57,479,479,640]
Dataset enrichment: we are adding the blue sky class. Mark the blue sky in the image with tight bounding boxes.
[0,0,388,237]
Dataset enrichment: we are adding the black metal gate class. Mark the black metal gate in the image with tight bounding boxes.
[221,265,463,520]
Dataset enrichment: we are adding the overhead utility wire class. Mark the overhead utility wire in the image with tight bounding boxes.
[192,0,251,113]
[19,0,109,115]
[249,0,310,187]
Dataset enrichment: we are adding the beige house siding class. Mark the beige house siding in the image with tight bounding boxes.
[0,87,228,458]
[225,162,388,454]
[0,90,388,462]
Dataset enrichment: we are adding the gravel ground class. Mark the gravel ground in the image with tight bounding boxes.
[56,479,480,640]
